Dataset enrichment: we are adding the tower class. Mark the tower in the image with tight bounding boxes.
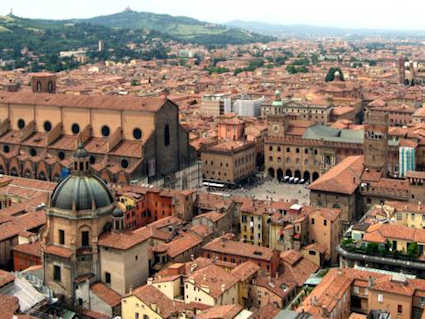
[363,110,389,173]
[267,114,289,139]
[398,57,406,84]
[41,144,115,305]
[31,73,56,93]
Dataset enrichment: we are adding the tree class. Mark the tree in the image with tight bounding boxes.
[325,67,344,82]
[407,242,419,258]
[366,242,379,255]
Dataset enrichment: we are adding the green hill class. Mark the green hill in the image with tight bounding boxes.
[75,9,274,45]
[0,10,274,71]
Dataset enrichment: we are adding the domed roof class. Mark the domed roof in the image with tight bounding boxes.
[112,207,124,218]
[51,174,113,211]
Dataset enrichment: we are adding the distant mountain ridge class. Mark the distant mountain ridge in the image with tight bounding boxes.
[226,20,425,39]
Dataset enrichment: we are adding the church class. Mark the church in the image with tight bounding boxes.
[0,73,197,186]
[41,145,150,315]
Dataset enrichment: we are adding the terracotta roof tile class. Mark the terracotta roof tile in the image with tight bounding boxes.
[90,282,121,307]
[309,156,363,194]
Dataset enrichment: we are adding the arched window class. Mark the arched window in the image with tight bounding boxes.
[17,119,25,130]
[101,125,110,137]
[133,128,142,140]
[71,123,80,134]
[48,80,54,93]
[121,159,129,168]
[44,121,52,132]
[164,124,170,146]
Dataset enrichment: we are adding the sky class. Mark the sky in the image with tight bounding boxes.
[2,0,425,30]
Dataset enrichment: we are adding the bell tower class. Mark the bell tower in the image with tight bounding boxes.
[31,73,56,93]
[363,110,389,173]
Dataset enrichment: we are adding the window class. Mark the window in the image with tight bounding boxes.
[377,294,383,303]
[135,313,139,319]
[164,124,170,146]
[397,305,402,313]
[17,119,25,130]
[43,121,52,132]
[36,80,41,92]
[105,272,111,284]
[89,156,96,164]
[323,220,327,226]
[132,127,143,140]
[311,218,315,225]
[101,125,110,137]
[71,123,80,134]
[3,145,9,153]
[121,159,129,168]
[53,265,61,282]
[48,80,54,93]
[30,148,37,157]
[82,231,89,247]
[59,230,65,245]
[143,315,149,319]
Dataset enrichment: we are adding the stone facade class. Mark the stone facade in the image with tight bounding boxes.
[0,86,196,185]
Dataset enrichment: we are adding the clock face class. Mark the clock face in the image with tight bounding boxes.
[272,124,280,134]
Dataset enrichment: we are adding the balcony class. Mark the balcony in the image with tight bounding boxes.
[77,246,93,255]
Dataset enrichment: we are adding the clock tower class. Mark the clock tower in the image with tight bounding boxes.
[267,114,289,138]
[364,110,389,172]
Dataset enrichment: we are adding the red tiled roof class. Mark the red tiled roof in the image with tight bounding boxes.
[197,304,243,319]
[0,91,169,112]
[98,227,150,250]
[0,270,15,288]
[44,245,73,258]
[90,282,121,307]
[13,241,41,258]
[309,156,363,195]
[202,236,275,261]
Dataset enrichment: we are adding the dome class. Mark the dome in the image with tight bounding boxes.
[112,207,124,218]
[51,174,113,211]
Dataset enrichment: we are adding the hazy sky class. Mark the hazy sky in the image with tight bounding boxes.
[2,0,425,30]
